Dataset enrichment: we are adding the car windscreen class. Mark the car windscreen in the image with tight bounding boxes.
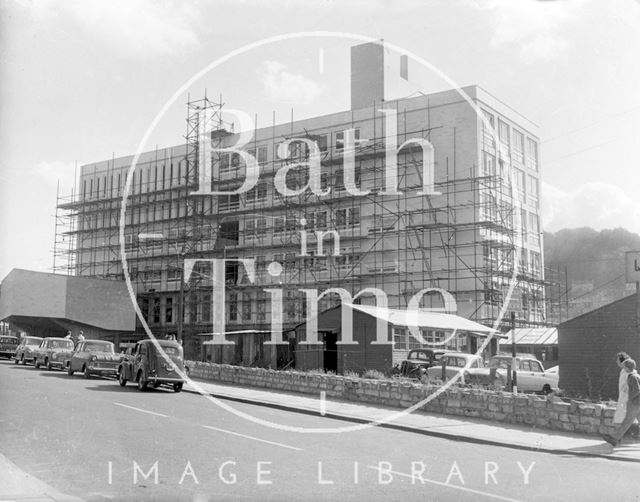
[0,338,18,344]
[25,337,42,345]
[489,358,511,369]
[49,340,74,349]
[157,345,181,356]
[84,342,114,353]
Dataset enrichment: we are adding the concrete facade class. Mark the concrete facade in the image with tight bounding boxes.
[56,43,544,361]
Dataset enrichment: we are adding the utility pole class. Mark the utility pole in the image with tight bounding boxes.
[177,256,185,345]
[511,311,518,394]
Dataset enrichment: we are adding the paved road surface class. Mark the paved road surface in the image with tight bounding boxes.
[0,360,638,501]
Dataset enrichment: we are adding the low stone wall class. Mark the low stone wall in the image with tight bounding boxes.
[186,361,617,437]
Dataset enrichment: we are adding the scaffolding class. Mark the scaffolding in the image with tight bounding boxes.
[54,92,563,361]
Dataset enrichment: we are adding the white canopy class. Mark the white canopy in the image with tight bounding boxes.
[347,304,499,335]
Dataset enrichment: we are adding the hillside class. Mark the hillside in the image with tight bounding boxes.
[544,227,640,319]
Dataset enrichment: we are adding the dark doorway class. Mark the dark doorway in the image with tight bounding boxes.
[469,336,478,354]
[323,331,338,373]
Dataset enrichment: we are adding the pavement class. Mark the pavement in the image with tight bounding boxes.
[183,377,640,463]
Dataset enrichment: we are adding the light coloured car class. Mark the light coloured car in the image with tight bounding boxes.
[13,336,43,365]
[33,337,75,370]
[426,352,485,383]
[489,355,559,394]
[66,340,121,378]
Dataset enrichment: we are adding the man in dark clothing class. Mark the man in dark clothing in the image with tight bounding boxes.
[604,358,640,446]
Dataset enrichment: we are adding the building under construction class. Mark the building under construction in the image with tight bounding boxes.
[55,42,546,364]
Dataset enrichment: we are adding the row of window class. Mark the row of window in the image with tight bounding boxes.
[481,110,538,170]
[218,129,362,175]
[82,161,188,200]
[481,152,539,205]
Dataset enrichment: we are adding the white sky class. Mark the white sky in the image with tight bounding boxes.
[1,0,639,278]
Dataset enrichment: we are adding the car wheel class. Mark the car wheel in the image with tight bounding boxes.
[67,363,75,376]
[173,383,183,393]
[83,366,91,379]
[542,384,552,395]
[46,359,52,371]
[137,373,147,391]
[118,370,127,387]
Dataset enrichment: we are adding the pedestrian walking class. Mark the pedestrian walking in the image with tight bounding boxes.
[614,352,630,425]
[603,358,640,446]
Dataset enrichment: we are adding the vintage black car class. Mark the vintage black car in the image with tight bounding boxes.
[117,339,186,392]
[0,335,19,359]
[398,348,447,379]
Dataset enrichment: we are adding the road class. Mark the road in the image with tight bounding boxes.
[0,359,638,501]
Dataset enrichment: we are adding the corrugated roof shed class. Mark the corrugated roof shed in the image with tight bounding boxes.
[500,327,558,346]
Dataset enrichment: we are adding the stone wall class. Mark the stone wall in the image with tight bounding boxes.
[186,361,617,437]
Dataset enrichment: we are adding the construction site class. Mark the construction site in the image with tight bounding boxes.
[53,42,554,367]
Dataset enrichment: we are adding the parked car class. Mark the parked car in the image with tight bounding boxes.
[426,352,485,383]
[0,335,19,359]
[13,336,43,365]
[398,348,447,379]
[33,337,75,370]
[488,355,559,394]
[66,340,121,378]
[117,339,185,392]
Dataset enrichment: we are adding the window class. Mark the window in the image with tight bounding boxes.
[246,182,268,204]
[528,175,539,202]
[526,138,538,170]
[257,146,268,165]
[257,292,266,321]
[152,298,161,323]
[256,255,267,275]
[514,168,526,200]
[530,251,541,275]
[219,220,239,245]
[274,217,286,235]
[228,293,238,321]
[513,130,525,163]
[481,110,495,148]
[285,253,297,271]
[393,328,407,350]
[335,128,360,150]
[483,152,496,176]
[498,119,510,148]
[370,215,395,233]
[316,134,328,152]
[348,207,361,226]
[256,218,267,237]
[242,293,252,321]
[245,219,256,240]
[219,193,240,211]
[315,211,327,230]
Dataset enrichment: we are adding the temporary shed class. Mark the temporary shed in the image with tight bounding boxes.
[499,327,558,368]
[293,303,500,374]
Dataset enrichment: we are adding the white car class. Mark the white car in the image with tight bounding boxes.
[489,355,559,394]
[426,352,485,383]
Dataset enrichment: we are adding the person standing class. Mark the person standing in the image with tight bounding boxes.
[604,359,640,446]
[614,352,630,425]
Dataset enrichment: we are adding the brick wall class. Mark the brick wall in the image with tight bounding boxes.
[187,361,618,437]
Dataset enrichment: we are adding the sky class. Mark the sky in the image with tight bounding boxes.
[1,0,639,279]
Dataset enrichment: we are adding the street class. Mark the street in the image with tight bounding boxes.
[0,360,638,502]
